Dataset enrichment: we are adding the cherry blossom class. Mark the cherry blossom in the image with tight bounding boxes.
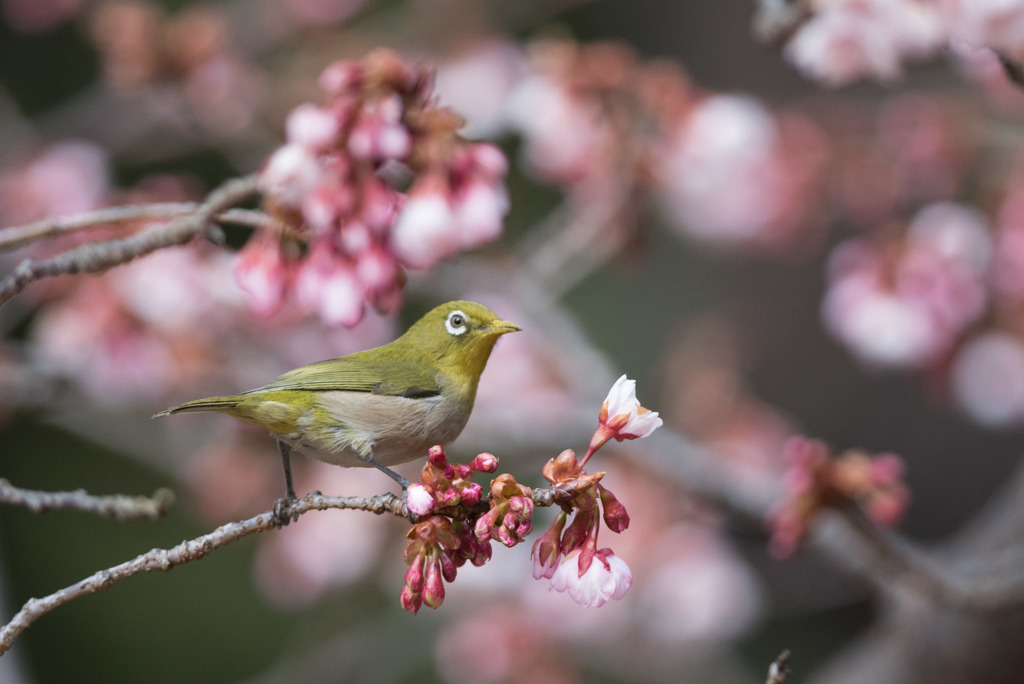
[549,548,633,608]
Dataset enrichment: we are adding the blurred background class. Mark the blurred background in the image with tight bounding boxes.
[4,0,1024,682]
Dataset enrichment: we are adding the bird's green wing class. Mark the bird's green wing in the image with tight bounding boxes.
[251,351,442,397]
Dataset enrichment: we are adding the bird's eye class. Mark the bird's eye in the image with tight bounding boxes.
[446,311,468,336]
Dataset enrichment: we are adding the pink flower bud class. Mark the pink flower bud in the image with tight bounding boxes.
[319,60,363,95]
[400,584,421,614]
[471,453,498,473]
[390,182,460,269]
[428,445,448,468]
[531,512,566,580]
[869,453,905,485]
[361,176,398,232]
[356,245,398,291]
[423,558,445,609]
[317,264,366,327]
[497,525,516,547]
[474,509,497,541]
[471,539,492,566]
[404,551,425,592]
[460,482,482,506]
[259,143,322,206]
[406,483,435,516]
[302,178,353,233]
[440,488,461,507]
[867,490,910,527]
[286,104,341,149]
[599,485,630,533]
[377,122,411,160]
[234,234,291,318]
[467,142,508,179]
[440,551,458,583]
[532,538,560,580]
[508,496,533,520]
[456,464,473,480]
[443,464,456,480]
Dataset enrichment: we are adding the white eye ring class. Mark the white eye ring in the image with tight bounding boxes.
[445,310,468,336]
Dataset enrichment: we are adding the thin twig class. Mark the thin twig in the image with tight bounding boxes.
[832,504,1024,613]
[766,649,791,684]
[0,485,560,655]
[0,175,260,307]
[0,204,291,252]
[996,51,1024,92]
[752,0,812,46]
[0,479,175,520]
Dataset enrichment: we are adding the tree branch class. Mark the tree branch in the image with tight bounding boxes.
[766,649,791,684]
[752,0,812,46]
[0,174,261,307]
[830,504,1024,613]
[0,479,175,520]
[0,485,561,656]
[0,203,291,252]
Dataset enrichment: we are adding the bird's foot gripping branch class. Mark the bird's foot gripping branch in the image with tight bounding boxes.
[399,375,662,613]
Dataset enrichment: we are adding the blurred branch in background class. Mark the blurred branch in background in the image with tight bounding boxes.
[0,203,289,252]
[766,649,792,684]
[0,478,174,520]
[0,175,259,306]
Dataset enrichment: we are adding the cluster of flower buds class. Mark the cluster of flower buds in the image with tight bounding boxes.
[405,446,497,516]
[400,447,508,613]
[401,375,660,612]
[401,516,459,614]
[240,48,509,326]
[531,376,660,607]
[531,449,632,608]
[474,474,534,548]
[769,435,911,559]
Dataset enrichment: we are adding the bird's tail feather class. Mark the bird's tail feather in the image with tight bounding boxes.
[152,396,239,418]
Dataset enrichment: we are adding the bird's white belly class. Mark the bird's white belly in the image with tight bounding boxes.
[284,391,470,468]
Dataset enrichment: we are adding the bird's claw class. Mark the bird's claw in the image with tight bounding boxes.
[272,496,298,527]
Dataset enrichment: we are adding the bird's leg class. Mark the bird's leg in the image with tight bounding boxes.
[355,446,412,490]
[272,440,299,527]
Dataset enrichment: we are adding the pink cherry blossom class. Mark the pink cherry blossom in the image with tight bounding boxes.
[258,143,323,207]
[286,104,342,150]
[234,233,292,318]
[784,0,944,86]
[941,0,1024,52]
[0,141,109,225]
[951,332,1024,427]
[390,183,461,269]
[659,96,824,249]
[549,548,633,608]
[585,375,663,461]
[823,203,991,369]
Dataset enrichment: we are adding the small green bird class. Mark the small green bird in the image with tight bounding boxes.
[156,300,520,513]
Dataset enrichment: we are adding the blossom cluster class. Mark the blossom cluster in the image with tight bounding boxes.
[241,48,508,326]
[769,435,911,559]
[400,448,526,614]
[823,202,990,369]
[530,375,661,608]
[399,375,661,613]
[507,39,824,251]
[780,0,1024,87]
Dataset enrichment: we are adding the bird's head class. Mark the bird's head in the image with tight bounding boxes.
[402,300,521,387]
